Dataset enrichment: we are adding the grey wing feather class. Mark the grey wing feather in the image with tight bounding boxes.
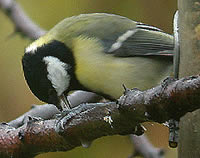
[106,23,174,57]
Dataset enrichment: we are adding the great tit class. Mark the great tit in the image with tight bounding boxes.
[22,13,174,110]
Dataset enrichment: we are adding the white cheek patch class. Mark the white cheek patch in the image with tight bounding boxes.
[43,56,70,96]
[108,29,138,52]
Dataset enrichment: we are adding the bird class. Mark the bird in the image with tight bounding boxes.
[22,13,174,111]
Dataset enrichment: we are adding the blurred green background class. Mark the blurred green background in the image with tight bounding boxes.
[0,0,177,157]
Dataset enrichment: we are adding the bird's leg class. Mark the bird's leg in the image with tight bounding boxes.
[59,94,71,110]
[56,94,73,130]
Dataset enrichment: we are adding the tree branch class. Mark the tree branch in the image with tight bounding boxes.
[1,75,200,157]
[0,0,46,39]
[178,0,200,157]
[8,91,103,128]
[129,135,165,158]
[119,76,200,122]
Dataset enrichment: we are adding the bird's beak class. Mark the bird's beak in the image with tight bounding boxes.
[59,94,71,110]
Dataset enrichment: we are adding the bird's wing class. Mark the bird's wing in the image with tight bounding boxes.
[104,23,174,57]
[49,13,174,57]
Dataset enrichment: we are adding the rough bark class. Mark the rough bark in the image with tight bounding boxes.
[178,0,200,157]
[1,76,200,157]
[178,109,200,157]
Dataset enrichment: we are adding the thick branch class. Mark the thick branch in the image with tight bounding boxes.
[0,102,135,158]
[1,75,200,157]
[119,76,200,122]
[178,0,200,157]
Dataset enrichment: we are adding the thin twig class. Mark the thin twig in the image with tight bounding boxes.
[0,0,46,39]
[129,135,165,158]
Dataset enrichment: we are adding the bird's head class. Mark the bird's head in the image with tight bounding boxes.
[22,40,75,109]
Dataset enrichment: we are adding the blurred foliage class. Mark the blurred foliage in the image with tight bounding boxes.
[0,0,177,158]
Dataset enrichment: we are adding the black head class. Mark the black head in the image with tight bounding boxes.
[22,40,77,108]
